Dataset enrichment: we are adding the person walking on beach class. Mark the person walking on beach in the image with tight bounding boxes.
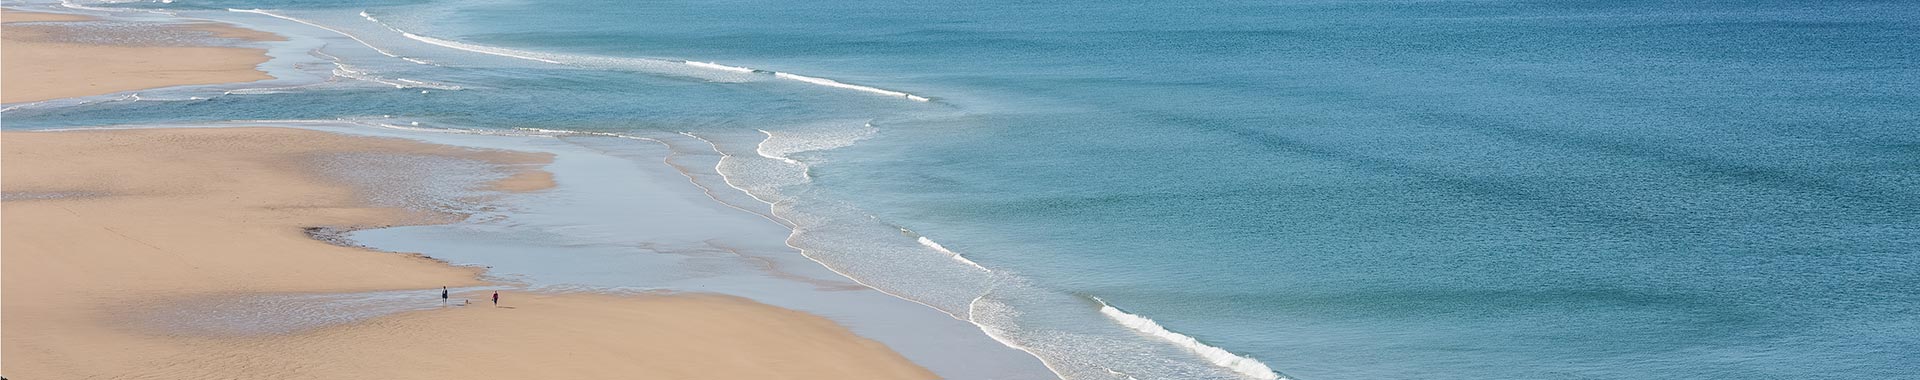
[492,291,499,307]
[441,286,449,304]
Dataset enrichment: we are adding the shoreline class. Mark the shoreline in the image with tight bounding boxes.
[1,9,279,103]
[313,121,1058,379]
[0,127,938,379]
[0,4,1088,374]
[0,9,964,378]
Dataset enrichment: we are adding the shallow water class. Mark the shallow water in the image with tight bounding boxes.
[136,288,497,336]
[6,0,1917,379]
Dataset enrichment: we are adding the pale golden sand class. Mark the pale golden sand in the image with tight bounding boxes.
[3,9,935,379]
[0,128,936,379]
[1,10,277,103]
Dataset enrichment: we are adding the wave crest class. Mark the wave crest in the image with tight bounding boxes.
[916,236,991,272]
[1096,298,1284,380]
[359,11,931,102]
[773,72,931,102]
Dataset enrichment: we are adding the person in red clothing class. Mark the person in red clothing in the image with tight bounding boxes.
[491,291,499,306]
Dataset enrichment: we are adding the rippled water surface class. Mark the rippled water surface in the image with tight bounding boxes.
[7,0,1917,378]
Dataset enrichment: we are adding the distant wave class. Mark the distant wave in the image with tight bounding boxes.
[774,72,932,102]
[684,61,758,73]
[59,0,121,12]
[1095,298,1283,380]
[354,10,930,102]
[297,49,459,92]
[358,10,399,33]
[221,85,318,95]
[915,236,991,272]
[60,0,171,15]
[330,62,462,90]
[366,122,545,137]
[226,9,424,65]
[397,32,566,64]
[403,33,931,102]
[360,11,436,67]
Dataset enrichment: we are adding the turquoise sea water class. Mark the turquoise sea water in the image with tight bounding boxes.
[6,0,1917,379]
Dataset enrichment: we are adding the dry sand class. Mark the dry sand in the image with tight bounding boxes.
[4,9,934,379]
[0,128,935,379]
[1,10,278,103]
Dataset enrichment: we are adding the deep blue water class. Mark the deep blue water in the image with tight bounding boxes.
[6,0,1917,378]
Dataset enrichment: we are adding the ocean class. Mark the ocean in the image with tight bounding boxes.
[5,0,1917,378]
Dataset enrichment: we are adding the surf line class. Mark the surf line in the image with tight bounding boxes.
[354,11,930,102]
[637,55,945,102]
[1093,297,1285,380]
[673,60,931,101]
[633,59,933,101]
[226,8,428,65]
[656,59,935,101]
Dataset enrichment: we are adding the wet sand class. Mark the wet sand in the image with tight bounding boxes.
[1,10,278,103]
[4,7,941,380]
[0,128,934,379]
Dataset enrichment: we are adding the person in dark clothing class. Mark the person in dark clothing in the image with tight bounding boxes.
[492,291,499,306]
[441,286,449,304]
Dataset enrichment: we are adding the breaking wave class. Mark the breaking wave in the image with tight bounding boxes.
[774,72,932,102]
[226,8,427,65]
[396,31,566,64]
[1096,298,1284,380]
[330,62,462,90]
[356,10,929,101]
[916,236,992,272]
[685,61,759,73]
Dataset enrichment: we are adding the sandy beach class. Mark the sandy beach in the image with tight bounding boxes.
[1,10,278,103]
[2,9,936,379]
[1,127,935,379]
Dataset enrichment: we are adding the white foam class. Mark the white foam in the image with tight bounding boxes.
[358,10,413,36]
[60,0,135,13]
[753,122,877,159]
[398,32,566,64]
[966,295,1074,380]
[684,61,757,73]
[508,127,664,142]
[329,62,462,90]
[680,61,933,102]
[58,0,113,12]
[917,237,991,272]
[513,127,583,135]
[753,130,805,166]
[221,84,314,95]
[1096,298,1283,380]
[368,20,929,101]
[227,8,431,67]
[682,132,1023,348]
[773,72,931,102]
[365,123,549,138]
[385,29,762,83]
